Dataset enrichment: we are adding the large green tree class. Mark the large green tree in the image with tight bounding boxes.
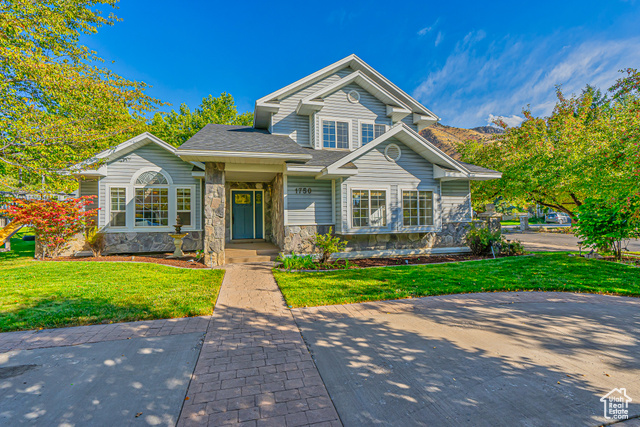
[150,93,253,146]
[0,0,162,193]
[459,71,640,220]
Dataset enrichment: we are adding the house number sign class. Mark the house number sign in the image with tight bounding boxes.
[295,187,312,194]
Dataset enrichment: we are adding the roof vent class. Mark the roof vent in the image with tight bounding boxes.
[347,90,360,103]
[384,143,402,162]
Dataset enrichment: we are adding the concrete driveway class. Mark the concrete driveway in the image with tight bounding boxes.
[0,318,208,426]
[293,292,640,426]
[503,229,640,252]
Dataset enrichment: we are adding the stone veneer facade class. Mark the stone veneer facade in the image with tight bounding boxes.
[282,222,472,256]
[271,174,285,249]
[203,162,225,267]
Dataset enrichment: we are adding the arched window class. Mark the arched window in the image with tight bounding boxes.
[135,171,168,186]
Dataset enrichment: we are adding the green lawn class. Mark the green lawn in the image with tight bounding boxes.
[0,229,224,332]
[273,253,640,308]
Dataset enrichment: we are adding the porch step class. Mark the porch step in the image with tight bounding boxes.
[225,242,280,264]
[226,254,278,264]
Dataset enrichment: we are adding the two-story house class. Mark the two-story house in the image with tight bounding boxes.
[73,54,501,266]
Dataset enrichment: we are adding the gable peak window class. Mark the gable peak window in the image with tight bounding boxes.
[322,119,349,149]
[361,122,387,145]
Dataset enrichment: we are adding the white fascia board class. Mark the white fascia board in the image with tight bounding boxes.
[325,123,466,174]
[387,105,411,122]
[434,164,501,181]
[349,55,440,121]
[286,165,323,174]
[413,114,439,132]
[253,54,440,125]
[192,171,205,178]
[297,70,411,116]
[295,99,323,116]
[253,101,280,129]
[176,150,312,161]
[256,55,357,104]
[314,169,358,180]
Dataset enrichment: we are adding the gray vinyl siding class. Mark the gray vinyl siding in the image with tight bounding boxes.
[272,68,352,146]
[79,179,99,214]
[401,115,419,133]
[285,175,333,225]
[441,181,472,222]
[340,139,442,233]
[316,83,391,150]
[98,143,201,229]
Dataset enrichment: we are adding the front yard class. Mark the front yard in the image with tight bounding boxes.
[0,230,224,332]
[274,253,640,308]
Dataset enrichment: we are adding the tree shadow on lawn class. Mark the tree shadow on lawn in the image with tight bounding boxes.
[0,296,195,333]
[293,294,640,426]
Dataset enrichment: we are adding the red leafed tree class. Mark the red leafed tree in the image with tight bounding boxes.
[3,197,98,259]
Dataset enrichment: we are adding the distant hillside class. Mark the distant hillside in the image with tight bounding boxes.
[420,123,503,160]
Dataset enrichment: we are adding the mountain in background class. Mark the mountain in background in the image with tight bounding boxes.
[420,123,503,160]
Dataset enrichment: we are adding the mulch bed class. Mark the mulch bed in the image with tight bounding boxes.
[602,256,640,267]
[345,253,504,267]
[45,253,207,269]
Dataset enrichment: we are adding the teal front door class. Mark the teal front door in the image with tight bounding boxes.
[232,191,264,240]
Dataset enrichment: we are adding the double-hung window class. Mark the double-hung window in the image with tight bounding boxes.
[351,189,387,228]
[402,190,434,226]
[322,119,349,149]
[361,122,387,145]
[176,188,192,226]
[110,187,126,227]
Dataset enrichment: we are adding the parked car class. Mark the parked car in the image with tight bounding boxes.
[545,212,571,224]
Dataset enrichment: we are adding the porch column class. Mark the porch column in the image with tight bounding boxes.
[204,162,225,266]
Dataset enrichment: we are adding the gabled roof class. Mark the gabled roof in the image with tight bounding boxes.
[175,124,312,163]
[72,132,203,177]
[296,70,411,118]
[254,54,440,129]
[320,123,501,180]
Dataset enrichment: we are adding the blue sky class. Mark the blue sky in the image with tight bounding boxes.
[82,0,640,128]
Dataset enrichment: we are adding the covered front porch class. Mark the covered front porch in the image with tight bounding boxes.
[200,163,285,267]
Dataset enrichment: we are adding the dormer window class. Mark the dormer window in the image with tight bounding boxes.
[322,119,350,149]
[361,122,387,145]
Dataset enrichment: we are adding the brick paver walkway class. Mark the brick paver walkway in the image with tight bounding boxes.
[0,316,210,353]
[178,263,342,427]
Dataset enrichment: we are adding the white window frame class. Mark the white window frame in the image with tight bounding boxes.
[359,120,389,146]
[175,186,195,228]
[319,116,352,150]
[134,186,170,229]
[397,186,440,232]
[107,186,128,229]
[346,184,391,232]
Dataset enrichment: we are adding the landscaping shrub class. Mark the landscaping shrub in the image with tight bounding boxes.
[84,225,106,257]
[276,253,316,270]
[465,223,525,256]
[465,223,502,256]
[575,196,640,261]
[2,196,98,259]
[314,227,347,263]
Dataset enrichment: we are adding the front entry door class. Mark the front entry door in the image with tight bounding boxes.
[232,191,264,240]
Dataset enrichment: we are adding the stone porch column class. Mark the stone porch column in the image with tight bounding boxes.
[203,162,225,266]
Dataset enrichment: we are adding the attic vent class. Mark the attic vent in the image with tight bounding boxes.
[384,143,402,162]
[347,90,360,103]
[136,171,168,185]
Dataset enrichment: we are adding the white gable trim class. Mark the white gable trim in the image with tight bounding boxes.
[72,132,204,176]
[323,123,468,175]
[296,71,412,120]
[254,54,439,129]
